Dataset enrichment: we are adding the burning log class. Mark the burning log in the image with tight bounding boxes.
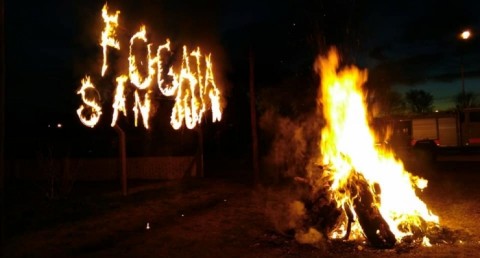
[293,174,343,232]
[347,172,396,248]
[294,168,396,249]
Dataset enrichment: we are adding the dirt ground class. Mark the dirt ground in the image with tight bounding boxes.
[3,157,480,258]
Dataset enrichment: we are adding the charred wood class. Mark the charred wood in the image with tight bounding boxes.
[349,173,396,248]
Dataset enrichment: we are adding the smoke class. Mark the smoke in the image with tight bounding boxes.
[262,184,328,248]
[295,227,324,246]
[258,81,331,246]
[258,103,322,182]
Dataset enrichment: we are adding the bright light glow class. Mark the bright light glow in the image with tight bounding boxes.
[460,30,471,40]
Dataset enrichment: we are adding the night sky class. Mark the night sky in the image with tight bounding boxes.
[359,0,480,110]
[4,0,480,149]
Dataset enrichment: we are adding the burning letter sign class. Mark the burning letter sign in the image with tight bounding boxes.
[76,3,222,130]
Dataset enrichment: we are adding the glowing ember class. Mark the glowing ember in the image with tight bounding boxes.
[314,48,438,244]
[77,3,223,130]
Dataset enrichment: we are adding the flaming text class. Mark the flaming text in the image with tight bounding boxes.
[76,3,222,129]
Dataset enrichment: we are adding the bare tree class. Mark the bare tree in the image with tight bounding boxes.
[373,90,407,116]
[405,89,434,113]
[453,91,478,109]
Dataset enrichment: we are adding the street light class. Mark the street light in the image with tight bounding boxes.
[460,30,471,40]
[459,29,472,108]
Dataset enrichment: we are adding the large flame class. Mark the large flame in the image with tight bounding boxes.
[77,3,223,130]
[315,48,438,242]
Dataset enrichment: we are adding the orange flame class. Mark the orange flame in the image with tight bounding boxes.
[205,54,222,123]
[156,39,177,96]
[111,75,128,126]
[133,90,151,129]
[76,76,103,128]
[316,48,438,242]
[129,25,157,90]
[100,3,120,76]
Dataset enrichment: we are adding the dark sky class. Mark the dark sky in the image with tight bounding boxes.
[358,0,480,109]
[5,0,480,129]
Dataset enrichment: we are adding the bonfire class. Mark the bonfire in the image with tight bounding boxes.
[291,47,439,248]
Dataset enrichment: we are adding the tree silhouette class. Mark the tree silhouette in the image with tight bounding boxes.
[386,90,407,115]
[405,89,434,113]
[453,91,478,109]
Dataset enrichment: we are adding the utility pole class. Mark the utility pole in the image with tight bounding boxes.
[0,0,5,253]
[460,53,465,108]
[113,125,127,196]
[459,29,471,109]
[458,29,471,146]
[249,46,259,185]
[197,125,204,177]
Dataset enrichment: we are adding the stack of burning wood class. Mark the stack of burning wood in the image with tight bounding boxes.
[292,165,433,249]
